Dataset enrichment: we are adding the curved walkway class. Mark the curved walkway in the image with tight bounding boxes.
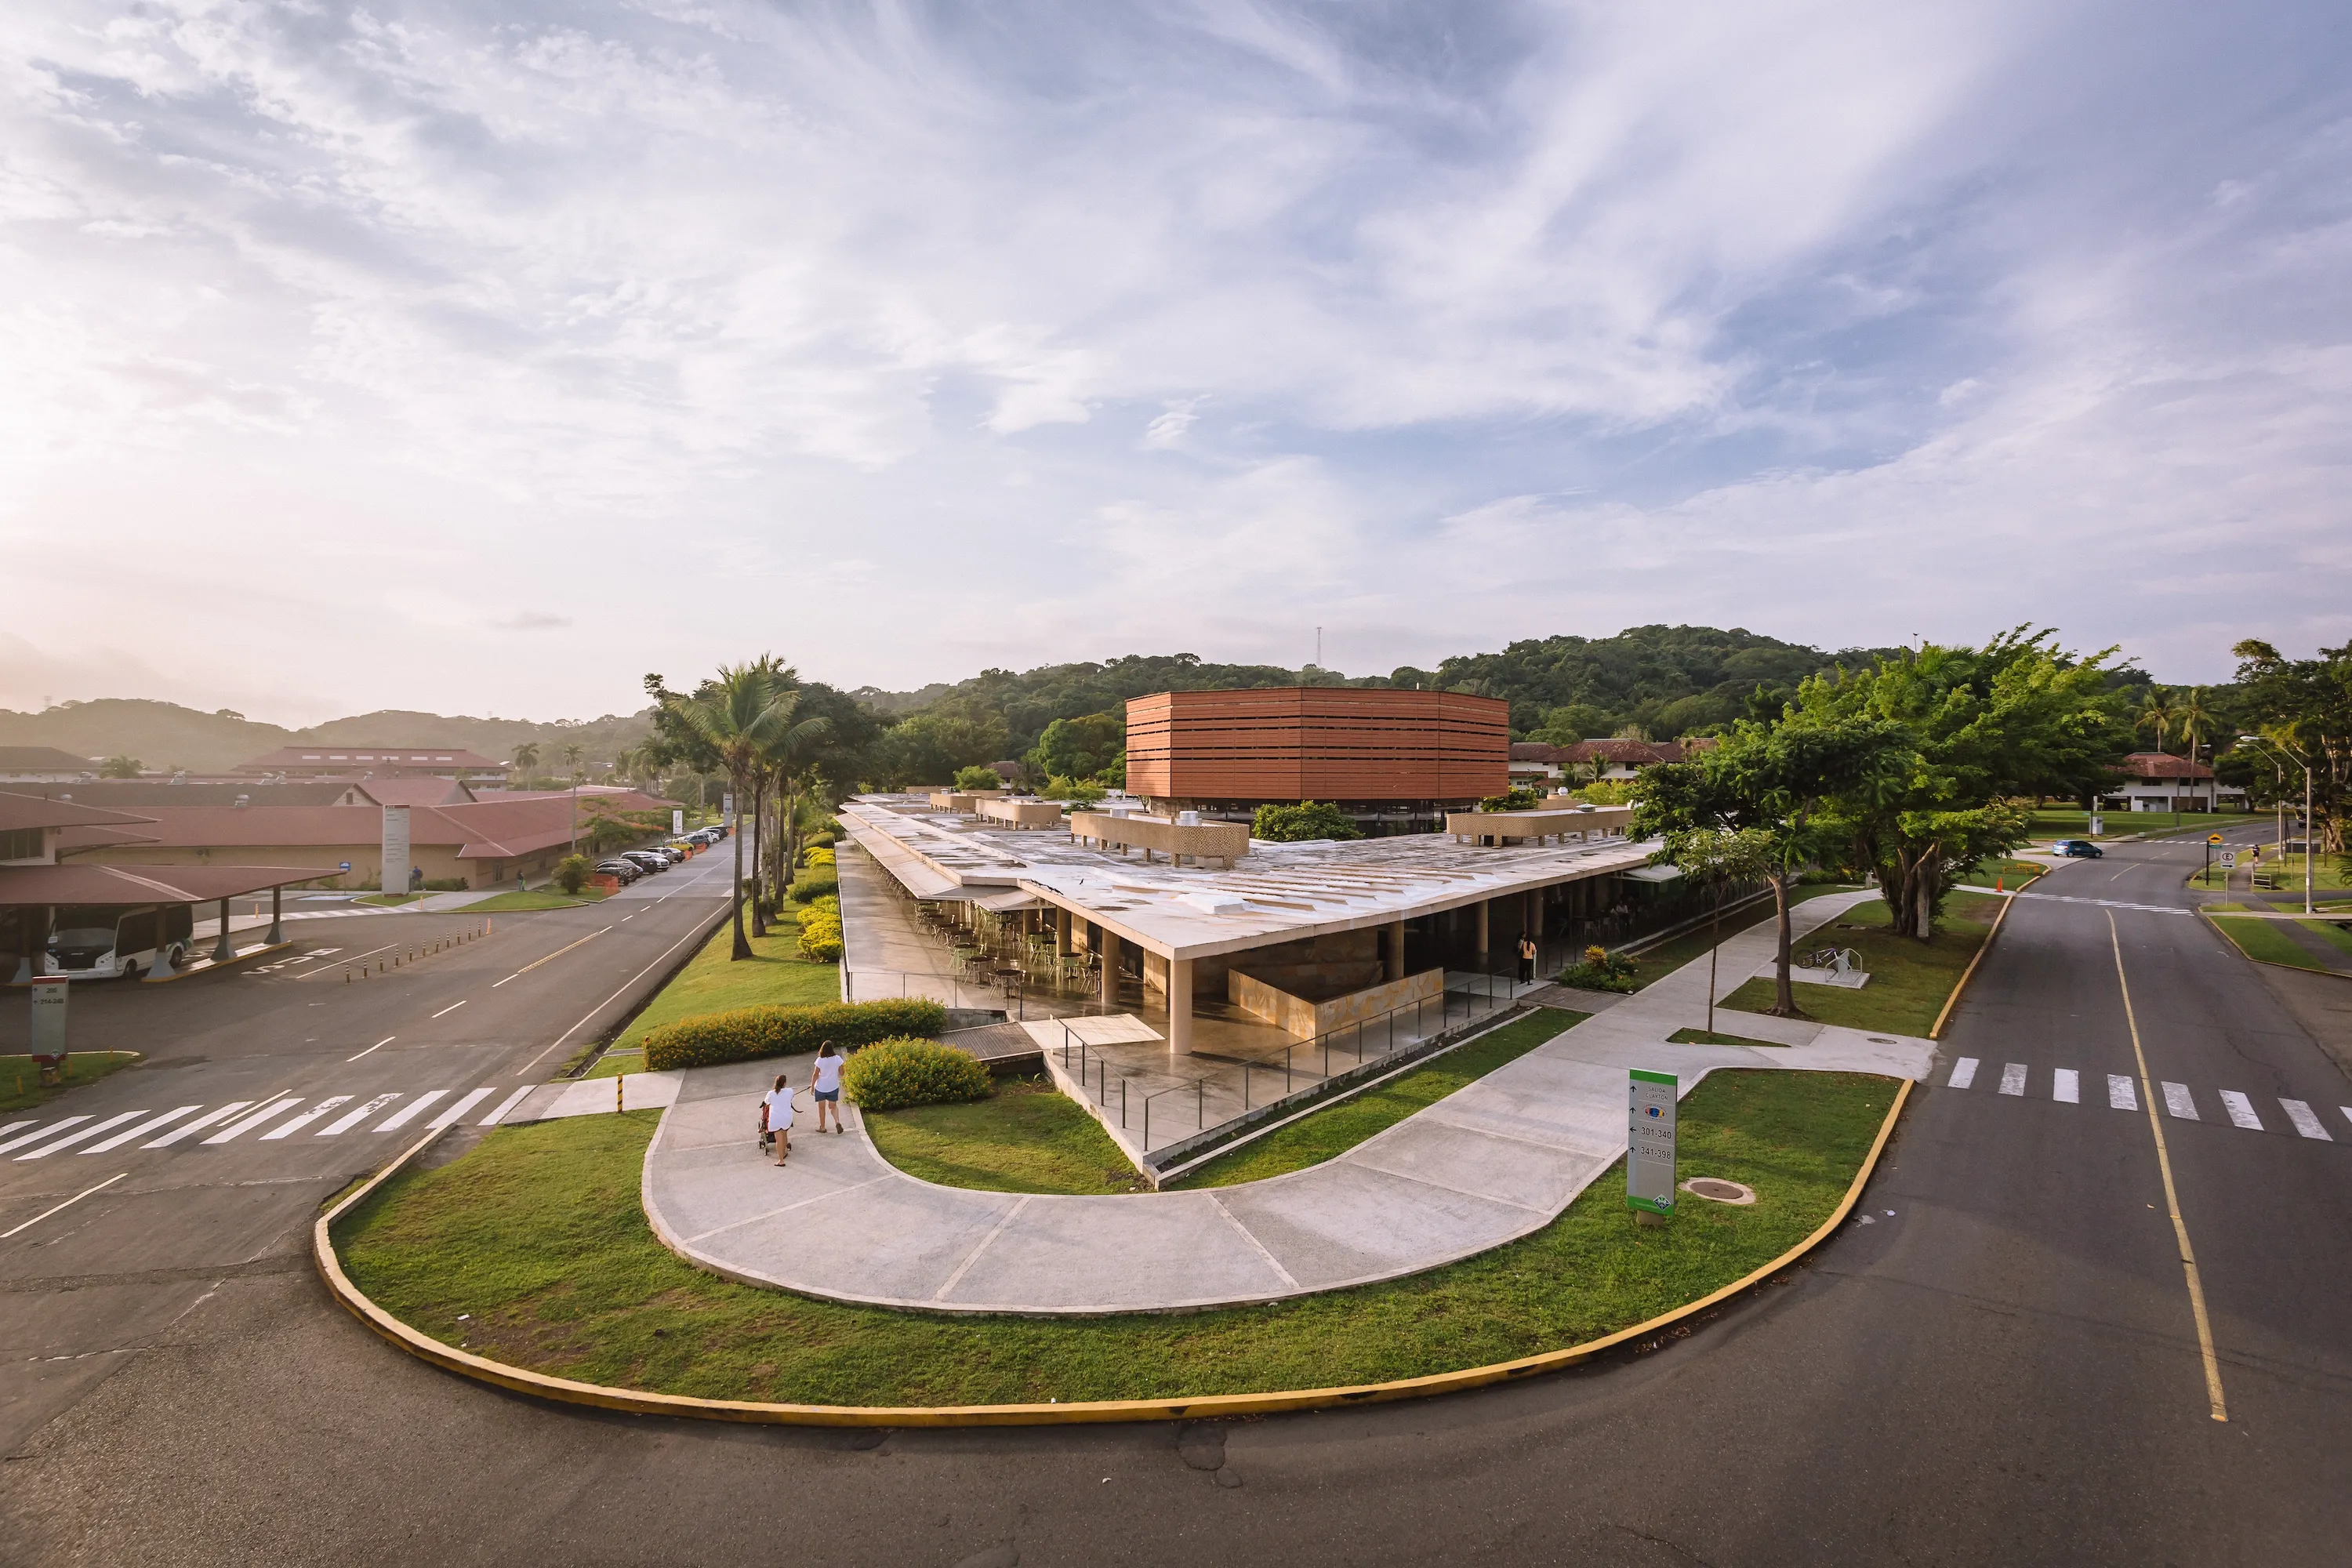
[640,889,1936,1314]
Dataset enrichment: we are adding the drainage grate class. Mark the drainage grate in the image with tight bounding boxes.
[1680,1177,1757,1205]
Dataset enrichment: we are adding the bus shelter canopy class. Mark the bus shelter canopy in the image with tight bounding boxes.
[0,864,333,907]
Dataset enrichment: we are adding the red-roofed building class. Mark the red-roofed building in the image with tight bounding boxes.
[2100,752,2247,814]
[236,744,508,781]
[1507,737,1710,787]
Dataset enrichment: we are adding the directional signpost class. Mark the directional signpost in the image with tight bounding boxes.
[2205,832,2224,886]
[1628,1069,1678,1224]
[29,975,67,1086]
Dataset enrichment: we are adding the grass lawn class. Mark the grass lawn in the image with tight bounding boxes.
[1616,884,1861,992]
[2205,911,2343,973]
[1956,857,2043,891]
[2249,854,2352,895]
[1720,895,1997,1036]
[0,1051,140,1114]
[2029,808,2266,842]
[1667,1028,1788,1048]
[1168,1007,1588,1189]
[865,1077,1147,1194]
[336,1066,1894,1406]
[604,902,839,1058]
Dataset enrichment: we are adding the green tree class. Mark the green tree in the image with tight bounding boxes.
[1790,630,2126,938]
[953,764,1005,791]
[666,661,802,960]
[1029,710,1124,780]
[97,754,141,779]
[2175,686,2218,767]
[1652,826,1779,1037]
[510,742,540,781]
[1632,719,1911,1014]
[554,855,593,895]
[2230,639,2351,855]
[1251,800,1363,842]
[2135,689,2176,755]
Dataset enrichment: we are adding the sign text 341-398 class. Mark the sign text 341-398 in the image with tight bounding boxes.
[1627,1069,1677,1215]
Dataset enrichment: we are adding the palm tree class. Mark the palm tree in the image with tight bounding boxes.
[2135,690,2176,756]
[2175,688,2219,811]
[510,742,540,785]
[673,662,800,960]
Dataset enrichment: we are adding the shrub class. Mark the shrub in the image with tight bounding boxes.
[953,765,1004,792]
[804,829,837,850]
[788,868,839,902]
[800,845,836,868]
[1555,945,1639,993]
[1478,786,1543,811]
[840,1037,991,1110]
[797,901,844,962]
[1251,800,1363,842]
[554,855,594,895]
[423,877,470,892]
[640,999,947,1072]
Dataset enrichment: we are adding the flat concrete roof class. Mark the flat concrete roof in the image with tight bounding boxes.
[838,793,1657,962]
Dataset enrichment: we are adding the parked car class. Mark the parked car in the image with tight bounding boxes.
[652,844,688,863]
[2051,839,2104,858]
[619,850,669,874]
[594,858,643,884]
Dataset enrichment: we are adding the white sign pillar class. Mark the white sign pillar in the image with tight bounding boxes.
[1627,1069,1678,1220]
[30,976,67,1083]
[381,805,412,897]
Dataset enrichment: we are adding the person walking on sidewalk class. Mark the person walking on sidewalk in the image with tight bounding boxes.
[811,1042,846,1134]
[1518,931,1538,985]
[763,1073,795,1165]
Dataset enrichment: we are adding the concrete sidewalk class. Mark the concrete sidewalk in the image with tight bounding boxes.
[636,887,1933,1315]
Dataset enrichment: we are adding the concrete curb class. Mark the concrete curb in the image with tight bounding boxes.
[313,1079,1911,1428]
[1929,891,2017,1040]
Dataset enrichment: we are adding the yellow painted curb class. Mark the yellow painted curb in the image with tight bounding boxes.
[1930,892,2016,1040]
[315,1080,1913,1428]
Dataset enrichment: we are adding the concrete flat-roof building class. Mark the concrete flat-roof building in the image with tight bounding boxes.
[236,745,509,781]
[0,746,99,783]
[1125,688,1509,831]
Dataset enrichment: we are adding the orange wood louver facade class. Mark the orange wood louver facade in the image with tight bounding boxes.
[1126,688,1509,804]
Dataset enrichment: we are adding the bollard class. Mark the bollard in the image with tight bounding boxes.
[616,1074,625,1113]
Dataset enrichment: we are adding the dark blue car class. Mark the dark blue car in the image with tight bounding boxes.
[2050,839,2103,858]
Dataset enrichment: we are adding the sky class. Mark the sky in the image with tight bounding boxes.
[1,0,2347,725]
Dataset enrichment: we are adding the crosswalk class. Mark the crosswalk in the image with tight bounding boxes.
[0,1084,539,1160]
[1943,1056,2347,1142]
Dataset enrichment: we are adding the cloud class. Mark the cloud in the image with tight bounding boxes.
[0,0,2343,717]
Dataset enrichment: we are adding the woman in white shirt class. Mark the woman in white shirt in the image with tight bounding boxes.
[762,1074,795,1165]
[810,1042,846,1134]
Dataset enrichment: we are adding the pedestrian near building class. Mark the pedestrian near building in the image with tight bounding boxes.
[1518,931,1537,985]
[763,1073,795,1165]
[811,1042,845,1134]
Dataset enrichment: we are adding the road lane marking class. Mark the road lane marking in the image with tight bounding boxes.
[2217,1091,2263,1131]
[201,1098,303,1145]
[516,910,729,1076]
[2108,911,2227,1423]
[0,1117,90,1156]
[478,1086,535,1126]
[16,1111,147,1160]
[146,1102,252,1148]
[1998,1062,2027,1096]
[430,1000,467,1018]
[319,1094,398,1135]
[83,1106,201,1152]
[2108,1074,2138,1111]
[1948,1057,1979,1089]
[2161,1082,2198,1120]
[375,1091,447,1131]
[427,1087,498,1128]
[349,1036,394,1062]
[493,927,612,987]
[0,1121,34,1142]
[261,1097,352,1139]
[2280,1100,2331,1140]
[2053,1069,2079,1104]
[2015,891,2193,916]
[2,1172,126,1239]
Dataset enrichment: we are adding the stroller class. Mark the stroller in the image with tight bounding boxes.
[757,1087,807,1156]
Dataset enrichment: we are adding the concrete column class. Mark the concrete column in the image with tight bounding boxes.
[1475,898,1490,956]
[1056,906,1072,956]
[1383,919,1405,982]
[266,885,284,946]
[211,897,234,964]
[1099,929,1120,1007]
[1167,956,1194,1056]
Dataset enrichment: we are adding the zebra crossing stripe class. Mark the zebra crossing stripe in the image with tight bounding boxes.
[15,1111,147,1160]
[319,1094,399,1136]
[201,1098,303,1145]
[426,1087,497,1129]
[146,1102,251,1148]
[0,1117,90,1156]
[0,1121,33,1142]
[375,1091,447,1132]
[2053,1069,2079,1104]
[478,1086,535,1126]
[261,1097,352,1140]
[1948,1058,1979,1089]
[2108,1074,2138,1111]
[2217,1091,2264,1132]
[2279,1100,2331,1141]
[1998,1063,2027,1097]
[84,1106,201,1152]
[2161,1082,2198,1120]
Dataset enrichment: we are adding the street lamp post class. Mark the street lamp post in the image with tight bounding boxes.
[2238,735,2315,916]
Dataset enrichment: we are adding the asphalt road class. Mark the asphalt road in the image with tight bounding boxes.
[1,826,2344,1566]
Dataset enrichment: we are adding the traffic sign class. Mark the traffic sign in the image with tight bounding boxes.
[1627,1069,1678,1216]
[2208,833,2223,844]
[2219,850,2238,869]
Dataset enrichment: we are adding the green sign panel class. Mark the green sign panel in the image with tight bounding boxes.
[1627,1069,1678,1215]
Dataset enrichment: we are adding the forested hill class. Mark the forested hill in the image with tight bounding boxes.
[0,698,655,775]
[859,627,1905,755]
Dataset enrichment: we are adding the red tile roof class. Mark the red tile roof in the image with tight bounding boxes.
[238,745,507,773]
[0,862,334,907]
[0,790,156,834]
[2114,752,2215,780]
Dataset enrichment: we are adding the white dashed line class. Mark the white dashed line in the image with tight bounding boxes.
[430,1000,467,1018]
[2053,1069,2079,1104]
[2108,1074,2138,1111]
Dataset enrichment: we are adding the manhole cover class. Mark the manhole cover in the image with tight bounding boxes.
[1681,1178,1757,1206]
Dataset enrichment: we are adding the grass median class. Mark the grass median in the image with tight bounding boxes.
[335,1065,1895,1407]
[0,1051,140,1114]
[1720,894,1997,1036]
[865,1077,1147,1194]
[2203,906,2350,974]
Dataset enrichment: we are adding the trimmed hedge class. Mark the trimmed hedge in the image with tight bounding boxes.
[801,846,836,868]
[787,869,839,902]
[797,901,844,962]
[840,1037,991,1110]
[640,999,946,1072]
